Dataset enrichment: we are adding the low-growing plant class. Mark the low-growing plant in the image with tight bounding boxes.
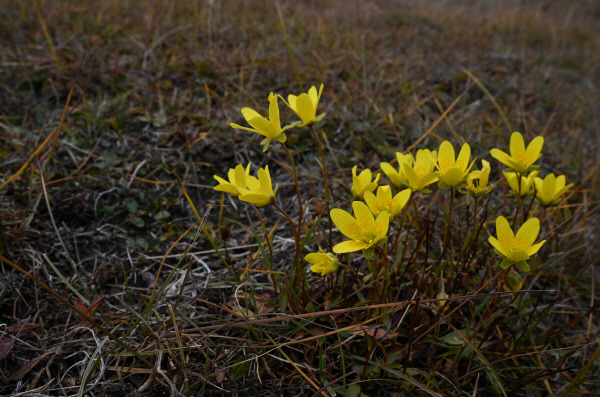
[206,84,580,394]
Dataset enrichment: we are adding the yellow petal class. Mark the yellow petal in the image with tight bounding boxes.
[230,123,261,134]
[524,136,544,165]
[305,252,327,265]
[287,94,297,110]
[295,93,314,123]
[316,83,324,104]
[333,239,368,253]
[241,108,276,137]
[375,211,390,236]
[542,174,556,202]
[442,168,466,187]
[238,193,271,207]
[268,92,280,128]
[363,191,377,214]
[488,236,507,257]
[331,208,359,239]
[510,132,525,157]
[308,85,318,106]
[490,148,512,167]
[514,217,540,248]
[526,240,546,256]
[456,143,471,170]
[352,201,374,225]
[396,189,411,208]
[438,141,455,172]
[495,216,515,245]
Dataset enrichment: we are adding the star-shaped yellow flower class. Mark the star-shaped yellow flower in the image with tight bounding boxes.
[283,83,326,127]
[380,152,412,189]
[351,166,380,199]
[435,141,475,188]
[230,93,298,151]
[237,165,278,207]
[305,248,339,276]
[460,160,493,197]
[533,173,573,206]
[488,216,546,271]
[402,149,439,193]
[331,201,389,258]
[213,163,251,196]
[504,170,538,197]
[490,132,544,173]
[364,185,411,220]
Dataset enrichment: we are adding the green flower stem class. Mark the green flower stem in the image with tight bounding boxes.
[390,191,414,256]
[272,201,306,301]
[309,124,333,251]
[513,172,523,228]
[396,197,419,277]
[524,186,538,220]
[248,204,278,296]
[458,195,480,260]
[271,202,300,248]
[436,188,455,274]
[279,142,305,288]
[382,243,391,304]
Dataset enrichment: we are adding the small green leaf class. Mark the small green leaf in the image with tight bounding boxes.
[145,202,159,213]
[154,210,171,221]
[101,151,119,166]
[124,198,138,213]
[346,383,362,397]
[136,238,149,250]
[130,215,145,228]
[97,205,115,220]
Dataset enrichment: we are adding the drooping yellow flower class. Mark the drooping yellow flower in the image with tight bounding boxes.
[351,166,380,199]
[283,83,326,126]
[488,216,546,271]
[331,201,389,258]
[213,163,251,196]
[364,185,411,220]
[237,165,278,207]
[504,170,539,197]
[533,173,573,206]
[460,159,493,197]
[402,149,439,193]
[490,132,544,173]
[380,152,412,188]
[230,93,298,151]
[435,141,475,188]
[305,247,340,276]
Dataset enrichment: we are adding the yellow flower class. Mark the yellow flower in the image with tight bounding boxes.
[504,170,539,197]
[380,152,412,188]
[533,173,573,206]
[364,185,411,220]
[351,166,380,199]
[435,141,475,188]
[402,149,439,193]
[488,216,546,271]
[305,247,339,276]
[331,201,389,258]
[460,159,493,197]
[213,163,251,196]
[230,93,298,151]
[490,132,544,173]
[283,83,326,126]
[237,165,278,207]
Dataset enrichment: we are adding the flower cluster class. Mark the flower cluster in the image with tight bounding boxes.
[216,85,574,282]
